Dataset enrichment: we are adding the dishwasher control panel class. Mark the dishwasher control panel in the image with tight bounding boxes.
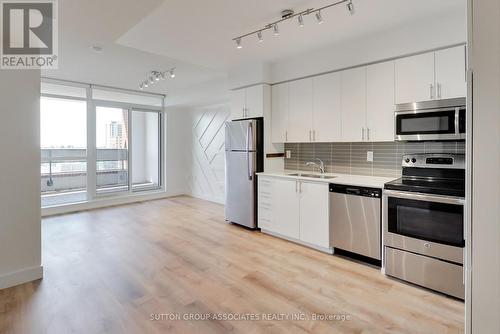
[329,184,381,198]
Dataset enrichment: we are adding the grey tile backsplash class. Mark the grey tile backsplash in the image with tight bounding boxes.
[284,141,465,178]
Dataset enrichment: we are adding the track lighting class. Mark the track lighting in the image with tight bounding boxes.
[347,0,355,15]
[315,10,324,24]
[232,1,354,49]
[139,68,176,90]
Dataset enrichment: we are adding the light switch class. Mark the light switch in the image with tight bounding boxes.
[367,151,374,162]
[286,150,292,159]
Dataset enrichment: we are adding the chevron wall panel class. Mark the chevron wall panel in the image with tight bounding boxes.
[186,104,230,204]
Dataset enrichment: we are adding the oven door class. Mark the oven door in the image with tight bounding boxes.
[383,190,465,264]
[395,108,465,141]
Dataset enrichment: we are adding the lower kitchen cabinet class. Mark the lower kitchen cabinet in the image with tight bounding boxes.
[258,176,330,251]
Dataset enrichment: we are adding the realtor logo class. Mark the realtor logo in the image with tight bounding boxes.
[1,0,58,69]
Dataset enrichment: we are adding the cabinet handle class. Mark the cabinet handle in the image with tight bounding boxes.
[285,131,288,142]
[295,180,298,193]
[309,130,312,142]
[430,84,434,99]
[367,128,370,141]
[437,83,442,99]
[362,127,365,141]
[313,130,316,141]
[299,181,302,193]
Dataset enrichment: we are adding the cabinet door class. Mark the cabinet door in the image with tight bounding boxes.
[395,52,435,104]
[272,178,300,239]
[299,182,330,248]
[230,89,246,120]
[245,85,264,118]
[366,61,396,142]
[288,78,313,142]
[435,46,466,100]
[341,67,366,142]
[313,72,342,142]
[271,83,289,143]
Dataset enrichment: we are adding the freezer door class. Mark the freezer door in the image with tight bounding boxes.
[225,151,257,228]
[225,119,257,152]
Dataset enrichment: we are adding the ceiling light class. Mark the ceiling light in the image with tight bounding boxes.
[257,31,263,42]
[298,14,304,27]
[148,76,155,84]
[235,38,242,49]
[347,0,355,15]
[169,69,175,78]
[273,23,279,36]
[139,83,144,90]
[315,10,324,24]
[155,74,160,81]
[144,81,149,88]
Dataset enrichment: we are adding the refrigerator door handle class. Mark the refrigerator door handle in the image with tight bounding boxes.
[247,122,253,180]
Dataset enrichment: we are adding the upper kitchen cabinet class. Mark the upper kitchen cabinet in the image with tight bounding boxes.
[230,84,270,120]
[288,78,313,142]
[271,83,289,143]
[434,46,466,99]
[313,72,342,142]
[395,52,435,104]
[395,46,466,104]
[340,67,367,142]
[366,61,396,142]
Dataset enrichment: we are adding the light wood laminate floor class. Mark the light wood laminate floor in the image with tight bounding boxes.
[0,196,464,334]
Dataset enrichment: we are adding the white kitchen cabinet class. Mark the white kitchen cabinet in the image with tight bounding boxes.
[366,61,396,142]
[271,83,289,143]
[341,67,367,142]
[258,175,330,251]
[288,78,313,142]
[230,84,269,120]
[395,52,435,104]
[298,182,330,248]
[313,72,342,142]
[435,46,466,100]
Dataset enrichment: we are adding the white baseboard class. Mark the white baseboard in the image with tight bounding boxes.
[42,189,187,217]
[0,265,43,290]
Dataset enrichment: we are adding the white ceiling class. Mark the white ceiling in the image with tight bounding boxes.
[44,0,465,94]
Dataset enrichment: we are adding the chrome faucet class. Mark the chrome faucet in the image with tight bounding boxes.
[305,158,325,174]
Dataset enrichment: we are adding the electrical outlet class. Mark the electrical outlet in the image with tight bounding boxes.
[285,150,292,159]
[367,151,374,162]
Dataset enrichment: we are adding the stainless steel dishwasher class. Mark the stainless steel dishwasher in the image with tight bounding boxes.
[329,184,382,261]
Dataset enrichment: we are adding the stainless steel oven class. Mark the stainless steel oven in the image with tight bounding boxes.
[383,153,465,299]
[395,98,466,141]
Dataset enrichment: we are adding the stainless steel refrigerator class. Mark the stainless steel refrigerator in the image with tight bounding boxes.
[224,118,263,229]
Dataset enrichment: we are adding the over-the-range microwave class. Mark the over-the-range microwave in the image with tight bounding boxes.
[395,98,466,141]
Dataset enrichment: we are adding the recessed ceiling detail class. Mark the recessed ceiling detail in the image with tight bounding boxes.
[232,0,354,49]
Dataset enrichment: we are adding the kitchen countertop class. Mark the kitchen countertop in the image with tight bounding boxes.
[257,171,397,189]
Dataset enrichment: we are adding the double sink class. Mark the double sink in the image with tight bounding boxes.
[287,173,337,180]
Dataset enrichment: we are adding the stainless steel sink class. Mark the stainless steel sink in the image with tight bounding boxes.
[287,173,336,179]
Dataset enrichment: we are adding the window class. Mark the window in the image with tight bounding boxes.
[40,97,87,207]
[41,80,164,208]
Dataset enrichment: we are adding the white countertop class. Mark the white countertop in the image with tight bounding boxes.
[257,170,397,189]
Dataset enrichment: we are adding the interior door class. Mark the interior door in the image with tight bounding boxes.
[288,78,313,142]
[271,83,289,143]
[395,52,435,104]
[435,46,466,100]
[366,61,396,141]
[225,151,256,228]
[313,72,342,142]
[299,182,330,248]
[341,67,366,142]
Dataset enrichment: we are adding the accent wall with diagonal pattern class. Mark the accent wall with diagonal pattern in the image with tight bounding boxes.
[185,104,230,204]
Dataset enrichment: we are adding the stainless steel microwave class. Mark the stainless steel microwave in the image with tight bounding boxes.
[395,98,466,141]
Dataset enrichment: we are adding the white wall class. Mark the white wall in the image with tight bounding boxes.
[181,104,230,204]
[0,69,43,289]
[469,0,500,332]
[165,107,189,195]
[271,9,466,83]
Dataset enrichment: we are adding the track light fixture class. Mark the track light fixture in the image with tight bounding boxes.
[232,0,354,48]
[139,68,176,90]
[298,14,304,27]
